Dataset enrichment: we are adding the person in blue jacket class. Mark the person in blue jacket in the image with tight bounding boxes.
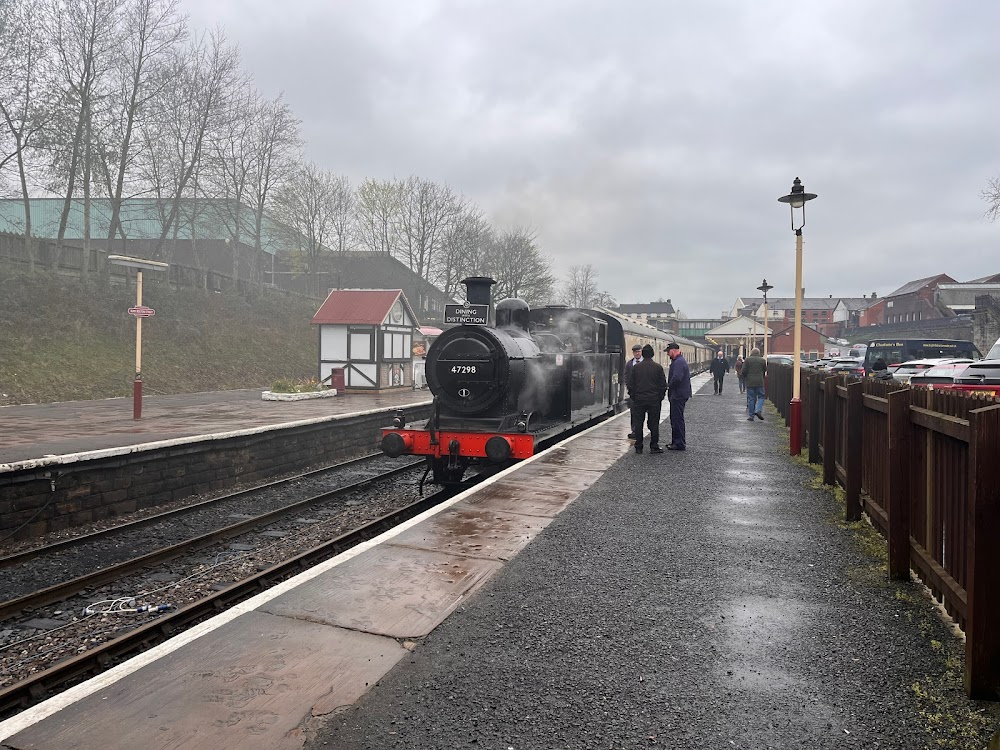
[665,343,691,450]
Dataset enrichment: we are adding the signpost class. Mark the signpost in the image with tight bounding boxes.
[108,255,169,419]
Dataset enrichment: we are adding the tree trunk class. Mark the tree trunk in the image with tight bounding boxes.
[16,145,34,274]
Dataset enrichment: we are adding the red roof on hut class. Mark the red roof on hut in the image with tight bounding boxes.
[310,289,418,325]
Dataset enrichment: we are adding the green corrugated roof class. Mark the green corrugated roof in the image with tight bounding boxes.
[0,198,283,254]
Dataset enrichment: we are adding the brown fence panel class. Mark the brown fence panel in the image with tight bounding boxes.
[845,381,863,522]
[965,404,1000,698]
[861,380,891,533]
[887,388,912,580]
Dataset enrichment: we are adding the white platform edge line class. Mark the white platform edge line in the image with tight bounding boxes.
[0,401,434,474]
[0,409,629,740]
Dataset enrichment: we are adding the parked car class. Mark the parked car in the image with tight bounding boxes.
[766,354,794,366]
[908,362,973,389]
[934,360,1000,397]
[827,357,866,376]
[892,358,973,385]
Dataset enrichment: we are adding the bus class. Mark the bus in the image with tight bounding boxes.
[862,338,981,372]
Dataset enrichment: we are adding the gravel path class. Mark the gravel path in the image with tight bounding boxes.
[311,378,1000,750]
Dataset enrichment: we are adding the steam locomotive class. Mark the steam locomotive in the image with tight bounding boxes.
[380,277,706,483]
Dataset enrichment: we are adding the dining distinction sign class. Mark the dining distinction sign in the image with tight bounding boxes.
[444,304,489,325]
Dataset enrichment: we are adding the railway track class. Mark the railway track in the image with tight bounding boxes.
[0,453,422,618]
[0,476,459,719]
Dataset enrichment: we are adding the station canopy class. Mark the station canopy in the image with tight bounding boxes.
[702,317,774,346]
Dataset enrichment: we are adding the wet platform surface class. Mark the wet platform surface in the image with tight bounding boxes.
[0,388,431,466]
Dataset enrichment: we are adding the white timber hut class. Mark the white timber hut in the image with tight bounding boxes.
[310,289,419,391]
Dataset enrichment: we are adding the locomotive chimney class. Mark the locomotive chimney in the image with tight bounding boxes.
[461,276,496,305]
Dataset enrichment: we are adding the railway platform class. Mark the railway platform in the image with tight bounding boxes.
[2,374,996,749]
[0,388,432,466]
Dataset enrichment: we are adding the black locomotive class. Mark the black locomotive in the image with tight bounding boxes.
[381,277,629,483]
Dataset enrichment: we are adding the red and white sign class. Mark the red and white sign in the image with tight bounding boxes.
[128,306,155,318]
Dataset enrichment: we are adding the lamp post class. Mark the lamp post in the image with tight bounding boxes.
[108,255,169,419]
[757,279,773,358]
[777,177,817,455]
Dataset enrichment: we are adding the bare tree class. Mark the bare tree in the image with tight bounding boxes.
[203,82,257,281]
[486,226,555,305]
[0,0,52,272]
[436,201,490,301]
[46,0,126,276]
[147,28,242,261]
[395,175,459,309]
[327,173,354,254]
[983,176,1000,222]
[272,161,337,296]
[355,177,398,255]
[562,263,601,307]
[98,0,186,252]
[246,94,301,288]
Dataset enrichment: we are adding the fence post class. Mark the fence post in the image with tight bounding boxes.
[886,388,911,581]
[823,375,838,485]
[964,404,1000,699]
[845,381,863,522]
[808,373,821,464]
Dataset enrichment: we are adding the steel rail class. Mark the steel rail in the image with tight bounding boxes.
[0,452,398,570]
[0,485,453,719]
[0,459,423,621]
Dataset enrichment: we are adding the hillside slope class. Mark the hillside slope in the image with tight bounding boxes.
[0,271,320,406]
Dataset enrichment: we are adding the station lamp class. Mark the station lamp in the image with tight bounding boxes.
[777,178,817,456]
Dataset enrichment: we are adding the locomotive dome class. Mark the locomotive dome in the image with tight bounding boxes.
[495,298,530,331]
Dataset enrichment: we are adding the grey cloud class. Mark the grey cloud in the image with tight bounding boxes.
[181,0,1000,316]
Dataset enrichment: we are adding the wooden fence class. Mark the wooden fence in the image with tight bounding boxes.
[767,364,1000,699]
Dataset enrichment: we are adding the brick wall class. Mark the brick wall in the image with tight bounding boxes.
[0,403,432,542]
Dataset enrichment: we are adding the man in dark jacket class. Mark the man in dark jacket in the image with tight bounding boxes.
[626,344,667,454]
[665,343,691,450]
[742,347,767,421]
[624,343,643,438]
[709,350,730,394]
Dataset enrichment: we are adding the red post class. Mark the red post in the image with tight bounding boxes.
[133,378,142,420]
[789,397,802,455]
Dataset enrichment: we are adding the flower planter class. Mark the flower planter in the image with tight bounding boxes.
[261,389,337,402]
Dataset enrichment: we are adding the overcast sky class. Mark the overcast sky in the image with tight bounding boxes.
[180,0,1000,318]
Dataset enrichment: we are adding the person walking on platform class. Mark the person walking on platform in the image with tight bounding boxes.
[624,344,643,438]
[743,347,767,421]
[709,350,729,394]
[626,344,666,454]
[665,342,691,450]
[734,355,746,393]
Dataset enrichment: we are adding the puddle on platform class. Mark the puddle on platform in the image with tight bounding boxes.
[723,468,768,482]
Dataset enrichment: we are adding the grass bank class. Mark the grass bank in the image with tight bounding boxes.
[0,270,320,405]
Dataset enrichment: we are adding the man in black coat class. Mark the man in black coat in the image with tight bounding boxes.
[709,350,729,394]
[623,343,643,438]
[666,342,692,450]
[626,344,667,454]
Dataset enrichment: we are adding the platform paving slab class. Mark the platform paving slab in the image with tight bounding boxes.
[5,610,408,750]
